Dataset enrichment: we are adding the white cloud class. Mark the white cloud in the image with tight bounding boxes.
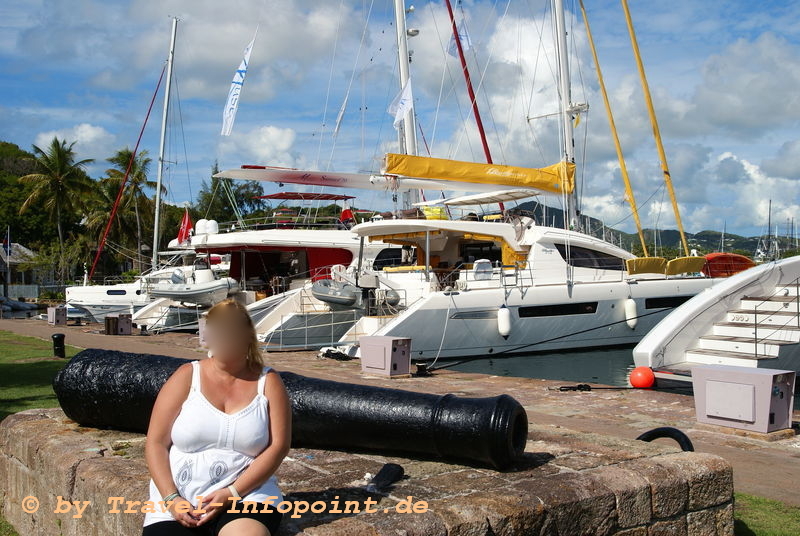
[218,125,304,169]
[761,139,800,179]
[34,123,117,164]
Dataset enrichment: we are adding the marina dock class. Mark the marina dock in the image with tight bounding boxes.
[1,318,798,535]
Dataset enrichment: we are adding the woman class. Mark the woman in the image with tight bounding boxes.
[141,299,291,536]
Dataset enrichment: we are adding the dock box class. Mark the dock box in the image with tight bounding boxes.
[47,306,66,326]
[692,364,795,433]
[105,313,132,335]
[116,313,132,335]
[360,336,411,377]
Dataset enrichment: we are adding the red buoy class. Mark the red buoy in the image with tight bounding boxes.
[629,366,655,389]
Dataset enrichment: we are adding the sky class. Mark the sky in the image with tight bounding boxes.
[1,0,799,239]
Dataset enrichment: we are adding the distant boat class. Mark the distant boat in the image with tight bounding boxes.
[148,263,238,307]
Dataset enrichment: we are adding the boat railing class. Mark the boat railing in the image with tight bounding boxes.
[752,275,800,358]
[215,214,356,232]
[263,308,362,350]
[444,261,533,290]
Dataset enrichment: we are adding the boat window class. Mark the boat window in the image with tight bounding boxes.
[372,248,404,270]
[644,296,693,309]
[460,241,502,265]
[106,289,127,296]
[518,302,598,317]
[554,243,625,270]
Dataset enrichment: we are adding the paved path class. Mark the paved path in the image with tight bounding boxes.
[2,317,799,505]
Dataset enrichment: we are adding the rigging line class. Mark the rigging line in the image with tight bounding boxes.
[522,1,553,164]
[605,181,665,230]
[314,0,347,170]
[427,2,475,160]
[416,112,432,156]
[327,0,376,170]
[172,70,193,203]
[462,0,512,164]
[203,174,221,220]
[430,48,448,150]
[89,63,166,280]
[370,47,398,169]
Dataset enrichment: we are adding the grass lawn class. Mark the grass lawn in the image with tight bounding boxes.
[0,330,82,422]
[0,330,83,536]
[734,492,800,535]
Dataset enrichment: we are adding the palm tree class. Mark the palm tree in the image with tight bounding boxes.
[18,136,94,282]
[105,148,164,271]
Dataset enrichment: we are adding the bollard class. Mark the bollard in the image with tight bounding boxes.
[52,333,66,359]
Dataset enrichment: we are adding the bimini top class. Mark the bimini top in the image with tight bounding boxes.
[351,219,525,251]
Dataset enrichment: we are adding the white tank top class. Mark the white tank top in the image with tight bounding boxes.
[143,360,284,526]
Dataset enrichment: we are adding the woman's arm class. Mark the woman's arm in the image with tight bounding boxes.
[144,362,197,525]
[196,369,291,525]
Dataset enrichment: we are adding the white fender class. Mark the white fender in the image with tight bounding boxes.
[624,298,638,329]
[497,304,512,338]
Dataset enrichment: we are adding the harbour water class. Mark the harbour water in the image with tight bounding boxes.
[450,346,800,410]
[448,346,639,387]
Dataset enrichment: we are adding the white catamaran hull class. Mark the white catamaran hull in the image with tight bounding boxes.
[356,277,718,361]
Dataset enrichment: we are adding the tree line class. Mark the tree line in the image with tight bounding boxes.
[0,137,276,286]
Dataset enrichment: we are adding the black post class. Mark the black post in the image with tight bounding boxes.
[52,333,66,358]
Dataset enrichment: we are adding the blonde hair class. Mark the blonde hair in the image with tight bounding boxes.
[205,298,264,372]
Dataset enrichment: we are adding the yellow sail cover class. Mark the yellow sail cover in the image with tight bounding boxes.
[384,153,575,195]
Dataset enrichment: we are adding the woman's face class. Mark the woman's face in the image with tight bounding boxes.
[204,319,251,359]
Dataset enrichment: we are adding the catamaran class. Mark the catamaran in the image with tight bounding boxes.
[215,0,727,360]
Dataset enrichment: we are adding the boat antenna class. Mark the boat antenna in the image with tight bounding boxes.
[152,16,178,271]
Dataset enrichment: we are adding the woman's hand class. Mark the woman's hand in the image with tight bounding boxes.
[169,496,202,528]
[195,487,236,526]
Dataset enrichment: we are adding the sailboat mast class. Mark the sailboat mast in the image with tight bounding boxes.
[393,0,418,158]
[621,0,689,257]
[393,0,420,209]
[552,0,580,231]
[151,17,178,271]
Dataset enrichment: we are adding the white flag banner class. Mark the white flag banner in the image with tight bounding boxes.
[387,77,413,130]
[447,19,472,57]
[332,92,348,138]
[221,29,258,136]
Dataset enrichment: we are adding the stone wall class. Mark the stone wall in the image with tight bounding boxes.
[1,408,734,535]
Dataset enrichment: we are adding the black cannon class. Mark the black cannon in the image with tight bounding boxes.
[52,349,528,470]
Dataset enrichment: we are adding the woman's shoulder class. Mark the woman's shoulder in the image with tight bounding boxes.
[162,361,196,390]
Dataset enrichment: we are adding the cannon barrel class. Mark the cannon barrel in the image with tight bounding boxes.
[53,349,528,470]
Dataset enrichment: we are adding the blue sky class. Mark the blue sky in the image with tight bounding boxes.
[1,0,799,239]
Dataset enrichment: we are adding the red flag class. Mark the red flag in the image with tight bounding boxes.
[340,200,354,222]
[177,209,193,244]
